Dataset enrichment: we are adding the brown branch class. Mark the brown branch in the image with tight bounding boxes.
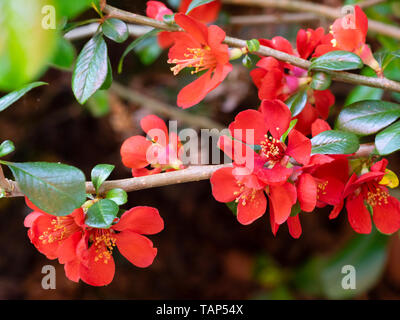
[230,13,320,25]
[358,0,387,9]
[103,5,400,94]
[222,0,400,40]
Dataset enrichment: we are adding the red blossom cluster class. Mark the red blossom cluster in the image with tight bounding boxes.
[25,198,164,286]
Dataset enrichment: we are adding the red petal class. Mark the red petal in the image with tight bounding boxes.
[229,109,267,145]
[311,119,331,137]
[329,201,344,219]
[269,182,297,225]
[115,231,158,268]
[346,194,372,234]
[314,90,335,119]
[24,212,43,228]
[297,173,317,212]
[373,196,400,234]
[237,190,267,225]
[177,69,213,108]
[146,1,173,20]
[210,167,240,203]
[258,68,284,101]
[217,135,257,169]
[113,206,164,235]
[121,136,152,169]
[287,215,302,239]
[174,13,208,45]
[64,259,81,283]
[260,99,291,138]
[256,164,293,186]
[141,115,169,146]
[179,0,221,24]
[286,129,311,165]
[57,231,83,264]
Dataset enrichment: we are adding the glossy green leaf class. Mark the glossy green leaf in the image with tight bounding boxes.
[85,199,119,229]
[55,0,98,19]
[100,58,113,90]
[106,188,128,205]
[4,161,86,216]
[345,85,384,106]
[91,164,115,193]
[311,130,360,155]
[72,34,108,104]
[336,100,400,136]
[310,72,331,91]
[375,120,400,155]
[0,140,15,158]
[0,0,57,91]
[286,89,308,117]
[295,231,388,299]
[118,28,160,73]
[310,51,363,71]
[186,0,216,13]
[102,18,129,43]
[50,37,76,70]
[0,82,47,113]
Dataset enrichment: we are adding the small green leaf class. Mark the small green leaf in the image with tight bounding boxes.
[226,201,238,216]
[4,161,86,216]
[336,100,400,136]
[186,0,216,14]
[311,130,360,155]
[290,202,301,217]
[375,121,400,155]
[50,37,76,70]
[72,33,108,104]
[310,51,363,71]
[102,18,129,43]
[85,199,119,229]
[345,86,384,106]
[134,37,163,66]
[163,14,176,25]
[0,140,15,158]
[118,28,160,73]
[100,58,113,90]
[91,164,115,193]
[310,72,331,91]
[106,188,128,205]
[246,39,260,53]
[281,119,298,143]
[0,82,47,113]
[286,89,308,117]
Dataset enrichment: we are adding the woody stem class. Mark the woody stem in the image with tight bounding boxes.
[103,4,400,93]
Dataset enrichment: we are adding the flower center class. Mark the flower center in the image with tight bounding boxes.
[90,229,117,264]
[233,181,257,206]
[365,183,389,207]
[260,135,285,164]
[168,46,216,75]
[316,179,328,200]
[39,217,80,244]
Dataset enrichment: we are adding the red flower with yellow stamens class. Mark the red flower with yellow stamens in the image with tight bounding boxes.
[330,159,400,234]
[121,114,185,177]
[167,13,232,108]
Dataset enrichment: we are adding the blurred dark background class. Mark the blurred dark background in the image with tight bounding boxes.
[1,0,400,299]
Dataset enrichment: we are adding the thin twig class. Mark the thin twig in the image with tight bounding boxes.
[111,82,225,130]
[103,4,400,93]
[221,0,400,40]
[358,0,387,9]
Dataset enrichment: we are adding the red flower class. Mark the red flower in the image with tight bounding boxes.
[331,159,400,234]
[24,197,85,262]
[146,1,221,48]
[67,206,164,286]
[121,115,184,177]
[296,27,325,60]
[314,5,381,75]
[167,13,232,108]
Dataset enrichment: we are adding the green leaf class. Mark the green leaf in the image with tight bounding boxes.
[0,82,47,113]
[186,0,216,13]
[345,85,384,106]
[72,33,108,104]
[85,90,110,117]
[118,28,160,73]
[226,201,238,216]
[311,130,360,155]
[106,188,128,205]
[0,140,15,158]
[0,0,57,91]
[290,201,301,217]
[281,119,298,143]
[246,39,260,53]
[286,89,308,117]
[134,37,163,66]
[55,0,98,19]
[310,51,363,71]
[91,164,115,193]
[295,231,388,299]
[375,120,400,155]
[85,199,119,229]
[310,72,332,91]
[4,161,86,216]
[336,100,400,136]
[102,18,129,43]
[50,36,76,70]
